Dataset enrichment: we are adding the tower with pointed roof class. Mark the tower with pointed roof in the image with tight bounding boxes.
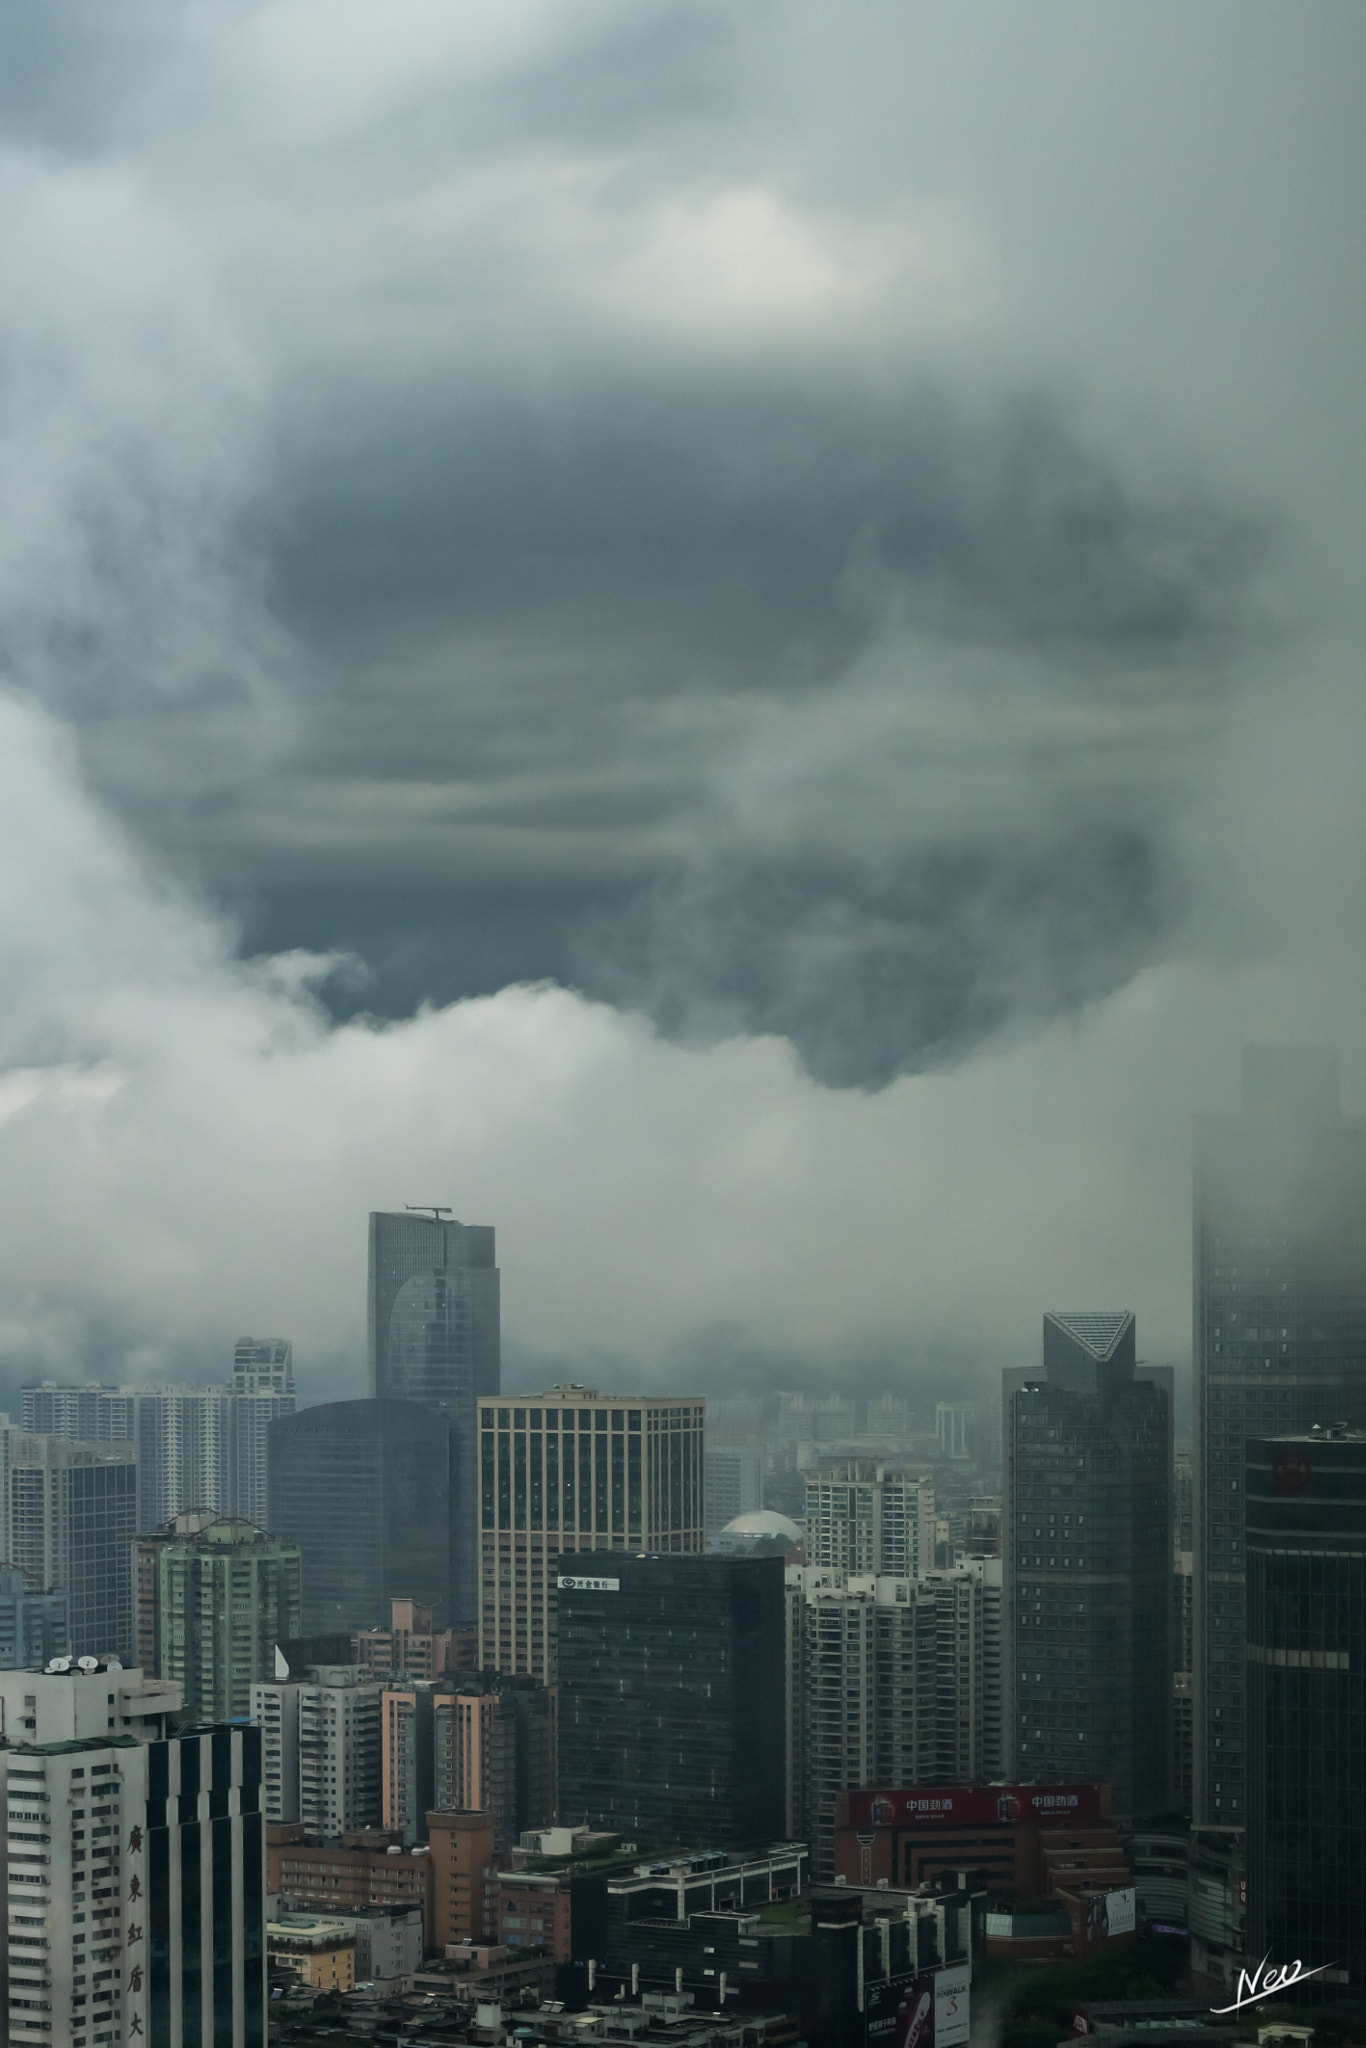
[1004,1311,1172,1817]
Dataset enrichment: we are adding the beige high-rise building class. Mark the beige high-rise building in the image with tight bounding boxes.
[803,1459,936,1578]
[435,1688,516,1850]
[784,1555,1005,1878]
[784,1569,939,1879]
[478,1385,705,1681]
[427,1809,498,1945]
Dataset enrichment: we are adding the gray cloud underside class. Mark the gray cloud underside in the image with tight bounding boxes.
[209,374,1260,1081]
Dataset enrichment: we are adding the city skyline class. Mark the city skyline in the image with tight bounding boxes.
[0,5,1361,2030]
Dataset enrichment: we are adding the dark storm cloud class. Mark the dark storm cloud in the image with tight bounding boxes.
[0,0,174,154]
[0,0,1275,1099]
[579,823,1171,1090]
[242,369,1263,1078]
[278,375,1259,681]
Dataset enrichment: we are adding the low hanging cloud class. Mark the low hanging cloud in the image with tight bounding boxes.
[251,373,1266,1081]
[0,688,1297,1399]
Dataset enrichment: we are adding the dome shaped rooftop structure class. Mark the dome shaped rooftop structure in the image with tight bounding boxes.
[711,1508,803,1555]
[721,1510,801,1543]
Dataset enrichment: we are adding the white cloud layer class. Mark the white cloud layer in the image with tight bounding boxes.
[1,672,1362,1400]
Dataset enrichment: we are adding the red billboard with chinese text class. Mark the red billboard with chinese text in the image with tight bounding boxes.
[842,1784,1105,1829]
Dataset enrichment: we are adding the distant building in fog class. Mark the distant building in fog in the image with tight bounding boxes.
[804,1461,936,1579]
[231,1339,296,1526]
[936,1403,974,1459]
[1005,1312,1171,1818]
[21,1340,295,1531]
[705,1445,763,1534]
[1194,1046,1366,1823]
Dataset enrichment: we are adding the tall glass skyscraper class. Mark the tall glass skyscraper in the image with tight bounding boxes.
[1194,1047,1366,1822]
[1005,1311,1172,1817]
[4,1436,139,1662]
[368,1211,500,1622]
[1245,1427,1365,1994]
[557,1551,786,1847]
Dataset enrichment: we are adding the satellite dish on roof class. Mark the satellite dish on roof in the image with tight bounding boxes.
[103,1659,123,1672]
[46,1657,71,1673]
[77,1656,99,1672]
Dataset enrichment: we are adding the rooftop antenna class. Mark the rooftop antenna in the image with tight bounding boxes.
[405,1205,454,1221]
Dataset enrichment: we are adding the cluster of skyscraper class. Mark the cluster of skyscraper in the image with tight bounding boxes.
[1,1048,1365,2034]
[996,1047,1366,1994]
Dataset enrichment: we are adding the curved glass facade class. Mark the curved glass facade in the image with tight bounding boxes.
[368,1212,500,1624]
[267,1399,455,1633]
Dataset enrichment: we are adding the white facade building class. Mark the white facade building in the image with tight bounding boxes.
[786,1569,939,1879]
[786,1556,1005,1879]
[704,1445,763,1534]
[0,1665,266,2046]
[251,1667,383,1834]
[804,1461,937,1579]
[935,1403,975,1459]
[21,1339,296,1532]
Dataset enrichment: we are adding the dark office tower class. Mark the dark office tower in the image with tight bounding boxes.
[6,1436,138,1660]
[267,1399,455,1634]
[1194,1047,1366,1824]
[1245,1428,1366,1991]
[558,1551,785,1848]
[368,1210,500,1623]
[1005,1312,1171,1818]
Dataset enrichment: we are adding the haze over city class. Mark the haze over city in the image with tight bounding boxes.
[2,3,1365,1406]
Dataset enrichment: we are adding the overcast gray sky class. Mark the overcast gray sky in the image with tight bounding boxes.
[1,0,1364,1402]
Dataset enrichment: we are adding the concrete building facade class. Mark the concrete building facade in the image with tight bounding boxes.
[133,1510,302,1720]
[252,1667,383,1834]
[0,1564,67,1669]
[427,1808,498,1946]
[267,1823,435,1948]
[0,1668,265,2047]
[803,1461,936,1579]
